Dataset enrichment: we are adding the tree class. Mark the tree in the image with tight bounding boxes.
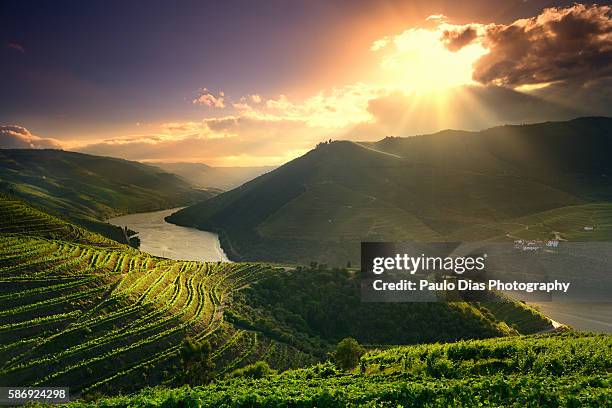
[333,337,365,371]
[179,337,215,386]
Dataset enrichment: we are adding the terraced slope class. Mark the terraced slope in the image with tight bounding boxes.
[0,199,312,395]
[0,194,119,247]
[0,196,555,398]
[0,233,310,396]
[69,332,612,407]
[0,234,549,397]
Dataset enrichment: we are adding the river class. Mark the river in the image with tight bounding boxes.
[108,207,229,262]
[108,209,611,332]
[529,302,612,333]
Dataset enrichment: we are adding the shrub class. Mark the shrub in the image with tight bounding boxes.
[228,361,276,379]
[179,337,215,386]
[332,337,365,371]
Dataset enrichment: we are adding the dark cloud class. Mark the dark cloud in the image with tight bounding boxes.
[472,4,612,87]
[0,125,63,149]
[442,26,478,51]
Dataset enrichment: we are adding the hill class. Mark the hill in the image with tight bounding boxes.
[0,149,216,244]
[68,332,612,407]
[0,194,120,247]
[167,117,612,265]
[0,201,552,397]
[154,162,275,190]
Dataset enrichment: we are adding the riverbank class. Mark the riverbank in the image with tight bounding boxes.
[529,302,612,333]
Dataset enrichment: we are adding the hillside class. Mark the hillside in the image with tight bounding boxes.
[0,149,216,244]
[167,117,612,265]
[69,332,612,407]
[154,162,275,190]
[0,201,552,397]
[0,194,120,247]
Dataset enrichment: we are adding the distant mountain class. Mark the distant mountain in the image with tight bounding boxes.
[154,162,275,190]
[167,117,612,265]
[0,149,216,244]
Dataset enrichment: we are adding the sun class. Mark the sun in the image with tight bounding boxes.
[373,27,488,94]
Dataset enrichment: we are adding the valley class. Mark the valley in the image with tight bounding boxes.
[0,117,610,405]
[0,192,555,399]
[0,149,215,246]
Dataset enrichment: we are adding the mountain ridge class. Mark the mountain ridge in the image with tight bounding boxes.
[153,162,275,190]
[167,117,612,265]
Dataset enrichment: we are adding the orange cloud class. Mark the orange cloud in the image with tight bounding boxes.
[192,88,226,108]
[76,116,326,167]
[426,14,447,22]
[441,26,478,52]
[0,125,63,149]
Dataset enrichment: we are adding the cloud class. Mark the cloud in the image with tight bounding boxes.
[343,85,583,141]
[371,25,488,91]
[6,42,25,53]
[444,4,612,87]
[76,117,320,166]
[76,79,591,166]
[75,82,391,165]
[192,88,226,108]
[442,26,478,52]
[370,38,389,51]
[233,84,380,128]
[160,121,207,135]
[426,14,447,22]
[0,125,63,149]
[16,5,611,168]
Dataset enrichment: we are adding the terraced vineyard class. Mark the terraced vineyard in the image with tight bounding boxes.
[0,192,320,396]
[0,194,119,247]
[0,231,316,395]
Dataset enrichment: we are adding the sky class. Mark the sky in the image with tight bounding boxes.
[0,0,610,166]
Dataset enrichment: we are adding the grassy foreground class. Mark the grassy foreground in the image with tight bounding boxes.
[67,332,612,407]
